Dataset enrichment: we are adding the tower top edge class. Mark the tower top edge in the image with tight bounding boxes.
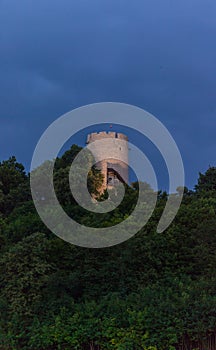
[86,131,128,143]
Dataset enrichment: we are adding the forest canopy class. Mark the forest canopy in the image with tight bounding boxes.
[0,146,216,350]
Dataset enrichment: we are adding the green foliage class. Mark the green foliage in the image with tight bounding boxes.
[195,166,216,195]
[0,157,30,216]
[0,155,215,349]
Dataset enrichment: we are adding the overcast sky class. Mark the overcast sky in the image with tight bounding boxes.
[0,0,216,189]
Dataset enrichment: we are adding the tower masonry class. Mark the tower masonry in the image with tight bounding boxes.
[86,131,129,191]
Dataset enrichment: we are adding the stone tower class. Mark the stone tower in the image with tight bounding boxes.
[86,131,129,191]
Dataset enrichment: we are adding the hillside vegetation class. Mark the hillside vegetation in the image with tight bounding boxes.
[0,146,216,350]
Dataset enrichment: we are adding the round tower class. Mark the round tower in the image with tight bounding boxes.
[86,131,129,191]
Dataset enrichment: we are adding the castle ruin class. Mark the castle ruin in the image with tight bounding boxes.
[86,131,129,192]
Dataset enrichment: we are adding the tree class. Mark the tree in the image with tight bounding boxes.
[195,167,216,194]
[0,157,29,215]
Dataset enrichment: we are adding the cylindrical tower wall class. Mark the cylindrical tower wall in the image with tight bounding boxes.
[86,132,129,189]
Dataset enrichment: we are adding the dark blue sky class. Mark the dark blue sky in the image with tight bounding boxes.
[0,0,216,190]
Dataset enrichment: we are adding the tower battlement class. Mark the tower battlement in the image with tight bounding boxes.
[86,131,128,144]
